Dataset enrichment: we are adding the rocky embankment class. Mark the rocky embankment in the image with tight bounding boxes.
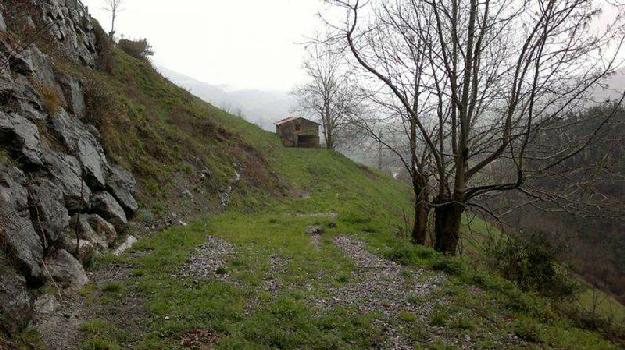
[0,0,138,336]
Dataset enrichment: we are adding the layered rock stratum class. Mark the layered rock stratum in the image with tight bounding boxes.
[0,0,138,334]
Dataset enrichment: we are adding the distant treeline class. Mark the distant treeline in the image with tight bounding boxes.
[492,103,625,303]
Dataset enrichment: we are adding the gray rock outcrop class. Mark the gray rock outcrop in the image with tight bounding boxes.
[63,214,108,262]
[0,259,32,334]
[44,249,89,289]
[107,163,139,215]
[0,9,6,32]
[0,0,139,336]
[91,192,128,231]
[43,151,92,210]
[87,214,117,245]
[0,166,44,279]
[51,109,109,189]
[0,111,44,166]
[59,75,86,116]
[28,179,70,245]
[40,0,98,67]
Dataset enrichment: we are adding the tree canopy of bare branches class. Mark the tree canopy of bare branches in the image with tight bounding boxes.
[325,0,625,254]
[292,42,361,149]
[103,0,123,40]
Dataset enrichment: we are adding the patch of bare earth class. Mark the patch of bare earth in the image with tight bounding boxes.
[263,255,289,294]
[310,233,322,249]
[33,292,83,350]
[243,254,292,315]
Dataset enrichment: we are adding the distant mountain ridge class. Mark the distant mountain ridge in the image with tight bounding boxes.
[157,66,297,131]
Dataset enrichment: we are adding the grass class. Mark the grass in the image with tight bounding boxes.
[41,46,621,350]
[460,214,625,336]
[79,320,124,350]
[77,160,621,349]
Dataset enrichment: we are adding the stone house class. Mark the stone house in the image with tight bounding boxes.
[275,117,320,148]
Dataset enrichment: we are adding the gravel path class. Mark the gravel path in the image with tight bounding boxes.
[34,262,147,350]
[263,255,289,294]
[33,292,83,350]
[180,236,235,281]
[316,236,445,350]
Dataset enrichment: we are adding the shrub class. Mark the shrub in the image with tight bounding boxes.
[432,257,464,276]
[83,79,123,133]
[92,19,113,73]
[485,233,579,299]
[33,81,64,115]
[514,317,544,343]
[117,39,154,61]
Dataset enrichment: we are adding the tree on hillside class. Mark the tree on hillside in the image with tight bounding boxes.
[326,0,625,254]
[348,93,435,245]
[104,0,123,40]
[292,42,361,150]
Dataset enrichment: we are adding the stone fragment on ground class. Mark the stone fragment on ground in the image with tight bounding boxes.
[180,328,220,349]
[114,235,138,256]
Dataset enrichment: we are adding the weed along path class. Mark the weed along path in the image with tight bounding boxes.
[44,206,619,349]
[62,150,617,349]
[58,201,618,349]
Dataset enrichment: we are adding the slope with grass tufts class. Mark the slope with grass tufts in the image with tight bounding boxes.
[17,53,617,348]
[3,19,624,350]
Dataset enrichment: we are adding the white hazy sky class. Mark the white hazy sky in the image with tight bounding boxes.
[83,0,329,91]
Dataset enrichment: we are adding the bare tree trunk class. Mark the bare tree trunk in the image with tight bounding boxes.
[109,10,116,39]
[412,177,429,245]
[324,102,335,149]
[434,197,464,254]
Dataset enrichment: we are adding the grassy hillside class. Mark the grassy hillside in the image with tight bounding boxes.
[23,48,623,349]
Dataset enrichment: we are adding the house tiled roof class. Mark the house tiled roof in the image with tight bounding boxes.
[275,116,299,125]
[275,116,320,125]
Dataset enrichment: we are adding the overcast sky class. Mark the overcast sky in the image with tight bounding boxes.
[83,0,328,91]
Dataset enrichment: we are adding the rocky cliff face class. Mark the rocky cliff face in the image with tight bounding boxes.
[0,0,138,335]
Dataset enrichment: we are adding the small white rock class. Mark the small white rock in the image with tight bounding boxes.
[113,235,138,256]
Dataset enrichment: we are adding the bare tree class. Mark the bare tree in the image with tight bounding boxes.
[292,42,360,149]
[326,0,625,254]
[104,0,123,40]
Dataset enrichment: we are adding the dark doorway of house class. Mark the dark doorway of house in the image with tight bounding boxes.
[297,135,319,148]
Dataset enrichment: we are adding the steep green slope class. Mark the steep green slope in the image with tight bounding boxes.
[30,49,622,349]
